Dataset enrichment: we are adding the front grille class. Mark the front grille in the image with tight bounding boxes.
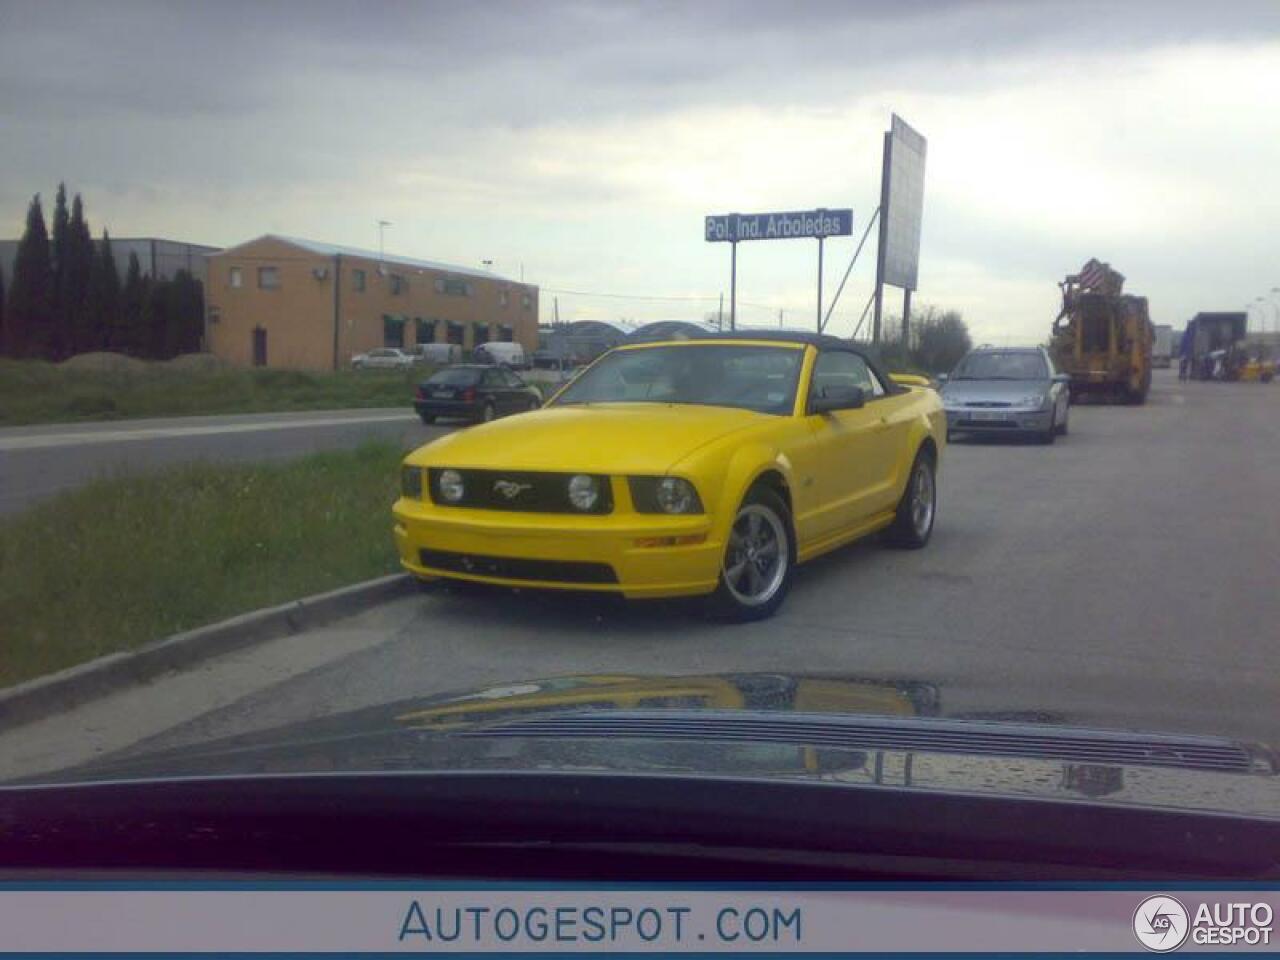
[428,469,612,514]
[419,548,618,584]
[955,419,1019,429]
[963,400,1013,408]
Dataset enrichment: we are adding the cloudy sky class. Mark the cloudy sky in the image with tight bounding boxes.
[2,0,1278,341]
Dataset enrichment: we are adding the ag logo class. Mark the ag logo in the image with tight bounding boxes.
[1133,896,1190,952]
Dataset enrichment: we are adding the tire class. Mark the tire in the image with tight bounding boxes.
[480,401,497,423]
[419,413,436,425]
[1037,409,1056,444]
[706,486,794,622]
[1056,404,1069,436]
[884,448,937,549]
[527,397,541,412]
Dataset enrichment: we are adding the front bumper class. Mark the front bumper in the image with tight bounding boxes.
[945,407,1053,433]
[392,494,722,599]
[414,399,481,420]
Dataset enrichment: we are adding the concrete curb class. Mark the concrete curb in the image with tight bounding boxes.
[0,573,415,730]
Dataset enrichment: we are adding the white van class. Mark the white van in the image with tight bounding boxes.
[473,342,527,369]
[409,343,462,365]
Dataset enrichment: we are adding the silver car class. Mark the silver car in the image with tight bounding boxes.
[939,346,1070,444]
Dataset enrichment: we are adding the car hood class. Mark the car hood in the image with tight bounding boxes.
[941,380,1048,404]
[406,403,771,473]
[48,673,1280,821]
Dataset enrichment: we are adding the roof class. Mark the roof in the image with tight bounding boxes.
[215,234,528,285]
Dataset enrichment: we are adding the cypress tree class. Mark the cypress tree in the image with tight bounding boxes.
[67,193,94,353]
[49,183,71,359]
[121,251,147,357]
[89,229,123,352]
[7,194,55,359]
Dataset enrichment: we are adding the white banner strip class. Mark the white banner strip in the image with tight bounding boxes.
[0,889,1275,953]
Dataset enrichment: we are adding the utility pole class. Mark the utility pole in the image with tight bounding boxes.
[778,308,783,328]
[718,292,724,331]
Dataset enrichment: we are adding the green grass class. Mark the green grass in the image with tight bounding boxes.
[0,359,428,426]
[0,441,404,689]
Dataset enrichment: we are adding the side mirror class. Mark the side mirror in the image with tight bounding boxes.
[1052,372,1071,384]
[810,383,866,414]
[936,373,949,384]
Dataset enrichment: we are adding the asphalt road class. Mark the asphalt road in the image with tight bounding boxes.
[0,408,453,515]
[6,369,1280,778]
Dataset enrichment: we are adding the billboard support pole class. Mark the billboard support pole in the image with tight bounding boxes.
[872,129,892,344]
[816,236,824,331]
[903,287,912,350]
[729,240,737,332]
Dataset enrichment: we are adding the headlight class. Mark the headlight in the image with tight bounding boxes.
[628,476,704,514]
[657,477,698,514]
[567,474,600,511]
[400,465,423,499]
[437,469,465,503]
[1018,393,1050,408]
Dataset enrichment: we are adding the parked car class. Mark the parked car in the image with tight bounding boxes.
[351,347,414,370]
[938,346,1070,443]
[394,332,945,621]
[413,364,542,424]
[473,341,528,369]
[407,343,463,365]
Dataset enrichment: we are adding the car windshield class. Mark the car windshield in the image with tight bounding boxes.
[552,344,803,414]
[952,352,1048,380]
[427,368,480,385]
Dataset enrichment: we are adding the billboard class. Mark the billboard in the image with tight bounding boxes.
[880,114,927,291]
[705,208,853,243]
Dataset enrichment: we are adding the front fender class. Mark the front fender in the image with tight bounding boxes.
[708,440,797,546]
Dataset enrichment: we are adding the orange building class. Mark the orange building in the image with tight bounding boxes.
[205,235,539,369]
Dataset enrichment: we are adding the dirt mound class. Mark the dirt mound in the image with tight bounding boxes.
[59,352,148,374]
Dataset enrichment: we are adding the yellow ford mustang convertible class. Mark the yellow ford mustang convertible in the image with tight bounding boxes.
[394,331,945,620]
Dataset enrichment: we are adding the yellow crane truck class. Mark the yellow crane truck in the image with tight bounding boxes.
[1050,259,1153,404]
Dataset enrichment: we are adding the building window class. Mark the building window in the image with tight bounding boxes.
[208,306,221,324]
[435,275,470,297]
[499,290,509,308]
[258,266,280,290]
[353,269,366,292]
[521,293,532,310]
[473,323,491,347]
[383,314,406,348]
[446,321,465,346]
[414,317,435,343]
[390,274,404,295]
[229,267,242,288]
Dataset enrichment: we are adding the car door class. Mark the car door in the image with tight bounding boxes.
[804,350,902,538]
[1044,350,1068,422]
[479,368,508,412]
[503,369,534,411]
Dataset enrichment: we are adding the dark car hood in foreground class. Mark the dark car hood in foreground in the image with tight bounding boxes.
[39,673,1280,820]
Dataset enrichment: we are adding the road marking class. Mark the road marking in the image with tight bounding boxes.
[0,413,417,451]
